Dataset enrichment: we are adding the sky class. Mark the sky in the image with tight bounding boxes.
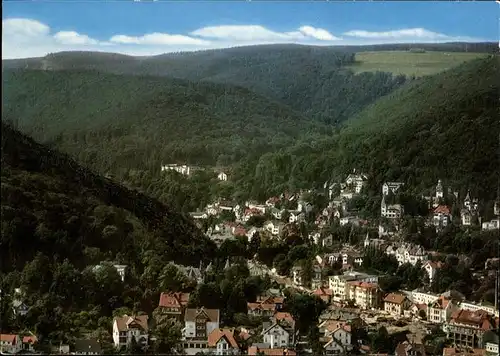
[2,1,498,59]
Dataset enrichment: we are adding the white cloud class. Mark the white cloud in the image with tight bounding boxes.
[299,26,339,41]
[110,33,209,46]
[1,17,486,59]
[190,24,339,43]
[342,28,478,42]
[54,31,100,45]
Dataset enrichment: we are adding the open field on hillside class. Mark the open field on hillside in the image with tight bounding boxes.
[346,51,489,77]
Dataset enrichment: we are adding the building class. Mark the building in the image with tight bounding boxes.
[435,180,444,199]
[248,345,296,356]
[158,292,190,321]
[382,182,405,196]
[386,243,428,266]
[482,219,499,231]
[433,205,452,229]
[261,322,292,349]
[394,341,426,356]
[93,262,127,282]
[207,328,239,355]
[345,281,380,309]
[345,170,368,194]
[217,172,228,181]
[461,209,472,226]
[292,266,302,286]
[422,261,444,283]
[313,287,334,304]
[328,272,378,302]
[264,221,285,236]
[445,309,498,349]
[183,308,220,340]
[384,293,410,316]
[323,324,352,355]
[112,314,149,350]
[381,196,404,219]
[427,296,457,324]
[0,334,21,354]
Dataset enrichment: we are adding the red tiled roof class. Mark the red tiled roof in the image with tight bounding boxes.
[114,315,149,332]
[273,312,295,327]
[0,334,17,344]
[313,287,333,296]
[158,292,190,308]
[22,335,37,344]
[207,328,239,349]
[450,309,494,331]
[384,293,406,305]
[248,346,296,356]
[347,281,378,289]
[430,296,450,309]
[433,205,451,215]
[233,227,248,236]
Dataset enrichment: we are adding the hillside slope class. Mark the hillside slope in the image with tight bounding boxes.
[239,55,500,200]
[2,69,326,173]
[336,55,500,195]
[0,122,217,272]
[3,45,408,124]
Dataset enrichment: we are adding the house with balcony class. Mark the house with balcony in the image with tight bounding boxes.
[183,308,220,340]
[432,205,452,230]
[112,314,149,350]
[346,281,380,310]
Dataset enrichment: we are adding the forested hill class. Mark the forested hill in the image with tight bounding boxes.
[0,121,217,272]
[2,45,408,124]
[2,69,327,172]
[230,55,500,201]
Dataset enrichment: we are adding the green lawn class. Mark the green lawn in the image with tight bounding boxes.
[346,51,489,77]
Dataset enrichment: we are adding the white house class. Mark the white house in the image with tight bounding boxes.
[112,315,149,350]
[406,290,439,305]
[207,328,239,355]
[422,261,443,283]
[161,164,192,176]
[190,212,208,220]
[345,170,368,194]
[386,243,427,266]
[183,308,220,340]
[93,263,127,282]
[264,221,285,236]
[482,219,499,230]
[217,172,228,181]
[323,325,352,354]
[292,266,302,286]
[486,341,499,355]
[262,323,292,349]
[0,334,21,354]
[380,196,403,219]
[289,211,305,224]
[382,182,405,196]
[432,205,452,229]
[427,296,457,324]
[461,209,472,226]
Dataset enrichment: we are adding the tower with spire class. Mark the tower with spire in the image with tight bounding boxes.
[435,179,444,199]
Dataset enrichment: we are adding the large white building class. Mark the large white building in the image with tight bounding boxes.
[183,308,220,340]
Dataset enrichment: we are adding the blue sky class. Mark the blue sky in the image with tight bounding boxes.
[2,1,498,59]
